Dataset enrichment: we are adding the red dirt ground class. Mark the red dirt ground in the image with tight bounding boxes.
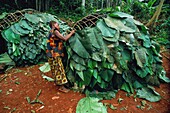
[0,51,169,113]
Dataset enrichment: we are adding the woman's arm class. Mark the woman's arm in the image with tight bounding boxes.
[54,30,75,41]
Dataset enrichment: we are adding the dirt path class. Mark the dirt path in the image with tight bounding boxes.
[0,52,169,113]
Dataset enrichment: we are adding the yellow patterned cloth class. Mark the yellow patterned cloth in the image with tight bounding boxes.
[48,57,68,85]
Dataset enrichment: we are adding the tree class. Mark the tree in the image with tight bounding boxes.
[146,0,165,27]
[82,0,86,7]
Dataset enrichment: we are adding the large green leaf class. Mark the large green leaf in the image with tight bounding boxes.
[109,12,133,18]
[0,52,15,72]
[81,69,93,86]
[84,27,101,49]
[138,33,151,48]
[104,16,135,33]
[76,97,107,113]
[100,70,114,82]
[136,86,161,102]
[103,30,120,42]
[134,48,148,68]
[19,19,33,31]
[25,13,43,24]
[0,53,14,64]
[95,31,110,58]
[36,13,57,23]
[78,29,96,54]
[88,59,98,69]
[12,43,20,56]
[132,19,144,26]
[124,18,138,32]
[122,73,134,93]
[70,60,86,71]
[93,69,102,83]
[121,82,131,93]
[69,33,90,58]
[96,19,116,37]
[92,52,102,61]
[72,54,86,66]
[39,62,51,73]
[77,71,84,81]
[13,23,30,35]
[136,66,150,78]
[1,28,20,43]
[158,70,170,83]
[133,81,143,89]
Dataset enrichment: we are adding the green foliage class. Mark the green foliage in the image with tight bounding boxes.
[1,13,70,66]
[0,52,15,72]
[64,12,168,102]
[152,16,170,48]
[76,97,107,113]
[136,86,161,102]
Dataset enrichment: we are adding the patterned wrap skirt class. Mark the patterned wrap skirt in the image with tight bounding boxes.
[48,57,68,85]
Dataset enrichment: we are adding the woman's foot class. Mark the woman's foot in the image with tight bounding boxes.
[58,85,70,93]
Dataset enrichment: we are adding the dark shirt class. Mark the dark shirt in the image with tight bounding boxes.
[46,29,64,58]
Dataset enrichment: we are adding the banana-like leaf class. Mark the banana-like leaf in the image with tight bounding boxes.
[69,33,90,58]
[85,27,101,49]
[0,53,14,63]
[135,48,148,68]
[158,70,170,83]
[76,97,107,113]
[81,69,93,86]
[25,13,43,24]
[88,60,98,69]
[138,33,151,48]
[70,60,86,71]
[19,19,33,31]
[104,16,135,33]
[72,54,86,66]
[92,52,102,61]
[12,43,20,56]
[39,62,51,73]
[103,30,120,42]
[124,18,138,31]
[121,82,131,93]
[1,28,20,43]
[136,86,161,102]
[13,23,30,35]
[95,31,110,59]
[93,69,102,83]
[133,81,143,89]
[109,12,134,18]
[100,70,114,82]
[77,71,84,81]
[136,66,150,78]
[97,19,116,37]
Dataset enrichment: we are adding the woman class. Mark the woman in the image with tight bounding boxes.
[46,21,75,93]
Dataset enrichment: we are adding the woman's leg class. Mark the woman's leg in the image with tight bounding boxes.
[49,57,69,92]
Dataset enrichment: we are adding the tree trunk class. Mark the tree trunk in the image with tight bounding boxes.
[146,0,165,27]
[82,0,85,7]
[101,0,104,9]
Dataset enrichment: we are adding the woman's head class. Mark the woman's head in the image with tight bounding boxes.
[49,21,60,30]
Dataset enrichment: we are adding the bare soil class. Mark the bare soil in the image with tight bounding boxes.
[0,51,169,113]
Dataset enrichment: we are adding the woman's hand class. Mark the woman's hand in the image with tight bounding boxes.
[71,30,75,35]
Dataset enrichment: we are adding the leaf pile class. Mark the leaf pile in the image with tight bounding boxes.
[1,13,70,66]
[65,12,169,99]
[1,11,169,102]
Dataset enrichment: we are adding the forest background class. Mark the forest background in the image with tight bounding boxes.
[0,0,169,53]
